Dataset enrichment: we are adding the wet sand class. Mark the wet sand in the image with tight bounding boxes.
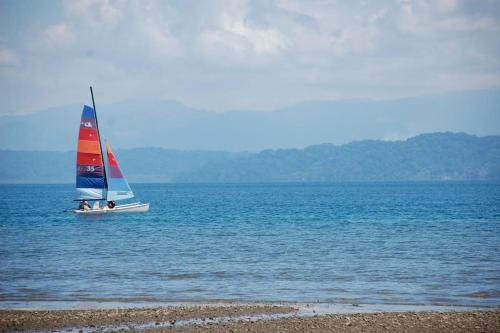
[0,305,498,333]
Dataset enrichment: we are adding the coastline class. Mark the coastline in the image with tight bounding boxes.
[1,302,498,333]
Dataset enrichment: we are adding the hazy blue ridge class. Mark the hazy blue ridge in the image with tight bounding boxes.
[1,89,499,152]
[1,132,499,183]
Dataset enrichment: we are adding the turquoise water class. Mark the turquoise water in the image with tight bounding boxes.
[0,183,499,308]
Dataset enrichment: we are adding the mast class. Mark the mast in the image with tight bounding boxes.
[90,86,108,195]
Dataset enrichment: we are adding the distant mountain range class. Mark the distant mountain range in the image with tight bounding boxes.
[1,89,499,151]
[1,133,499,183]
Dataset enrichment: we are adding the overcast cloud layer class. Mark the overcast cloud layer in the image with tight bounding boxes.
[1,0,500,115]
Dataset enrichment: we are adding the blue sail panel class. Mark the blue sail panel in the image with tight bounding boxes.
[76,176,105,188]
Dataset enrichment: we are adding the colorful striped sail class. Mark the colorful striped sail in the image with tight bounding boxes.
[105,141,134,201]
[76,105,107,200]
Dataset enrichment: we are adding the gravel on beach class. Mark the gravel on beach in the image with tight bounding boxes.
[0,305,294,332]
[160,310,500,333]
[0,306,498,333]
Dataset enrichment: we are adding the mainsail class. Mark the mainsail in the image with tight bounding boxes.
[76,105,107,200]
[105,141,134,201]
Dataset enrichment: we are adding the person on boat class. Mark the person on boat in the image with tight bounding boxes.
[107,201,116,209]
[79,200,91,211]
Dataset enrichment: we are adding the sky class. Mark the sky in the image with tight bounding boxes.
[0,0,500,115]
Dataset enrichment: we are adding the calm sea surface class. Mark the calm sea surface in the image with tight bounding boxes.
[0,183,499,308]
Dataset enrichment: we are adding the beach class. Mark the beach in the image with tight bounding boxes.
[0,304,498,332]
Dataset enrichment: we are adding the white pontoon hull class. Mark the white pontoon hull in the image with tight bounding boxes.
[74,202,149,214]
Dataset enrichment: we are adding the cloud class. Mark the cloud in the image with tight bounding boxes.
[139,20,182,59]
[437,16,500,32]
[0,49,19,66]
[0,0,499,114]
[218,4,288,55]
[32,23,75,51]
[62,0,121,28]
[435,0,458,13]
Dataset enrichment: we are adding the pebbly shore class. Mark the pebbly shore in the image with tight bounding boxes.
[0,305,498,333]
[161,310,500,333]
[0,305,293,332]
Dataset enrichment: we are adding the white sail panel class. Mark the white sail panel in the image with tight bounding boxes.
[76,188,106,200]
[107,188,134,201]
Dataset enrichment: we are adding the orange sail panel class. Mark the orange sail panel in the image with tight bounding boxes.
[77,140,102,154]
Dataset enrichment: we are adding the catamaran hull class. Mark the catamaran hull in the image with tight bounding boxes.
[74,202,149,214]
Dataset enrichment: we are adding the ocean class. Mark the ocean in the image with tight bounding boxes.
[0,182,499,308]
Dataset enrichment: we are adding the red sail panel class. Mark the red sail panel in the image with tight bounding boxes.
[78,128,100,141]
[105,142,124,178]
[77,152,103,166]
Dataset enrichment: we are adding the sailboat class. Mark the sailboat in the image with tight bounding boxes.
[74,87,149,214]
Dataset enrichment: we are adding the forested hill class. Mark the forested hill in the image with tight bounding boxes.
[175,132,500,182]
[1,133,499,183]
